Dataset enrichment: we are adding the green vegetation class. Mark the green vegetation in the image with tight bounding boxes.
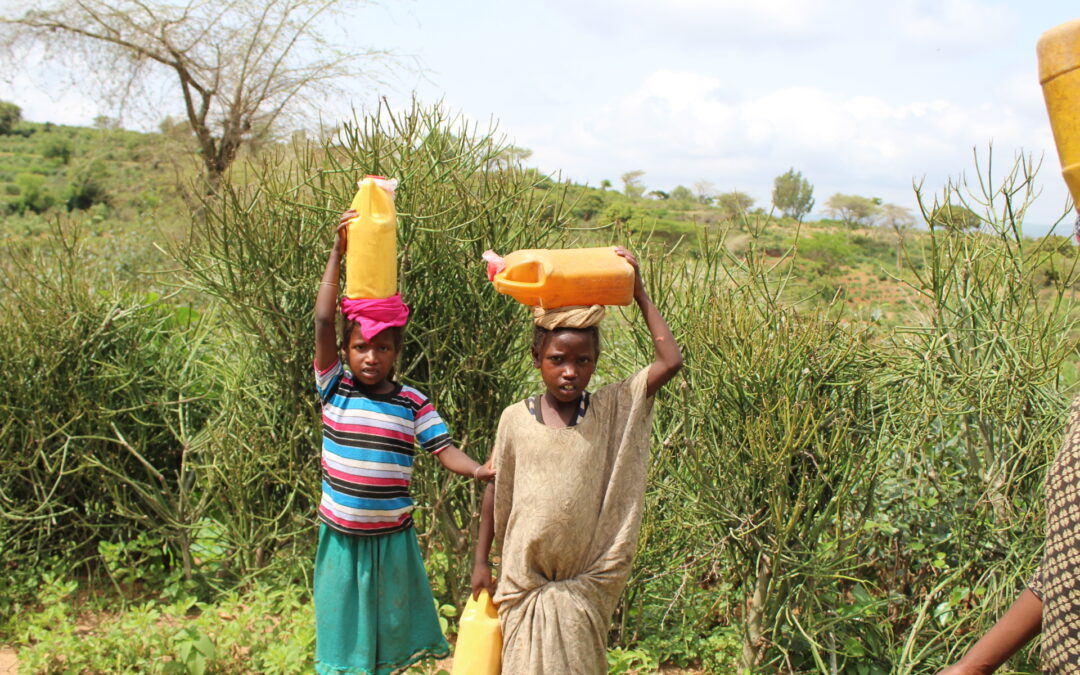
[772,167,815,220]
[2,102,1080,673]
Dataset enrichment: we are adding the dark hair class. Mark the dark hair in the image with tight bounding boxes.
[340,320,405,381]
[531,325,601,358]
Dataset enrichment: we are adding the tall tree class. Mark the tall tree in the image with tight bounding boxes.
[693,179,717,205]
[772,168,815,220]
[0,0,390,189]
[621,170,645,199]
[670,185,694,202]
[930,203,982,232]
[489,144,533,171]
[826,193,878,228]
[878,203,915,268]
[717,191,754,221]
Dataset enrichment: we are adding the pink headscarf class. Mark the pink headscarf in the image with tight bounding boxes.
[340,293,411,341]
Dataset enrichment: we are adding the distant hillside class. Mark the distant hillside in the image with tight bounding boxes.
[2,111,1077,328]
[0,116,197,230]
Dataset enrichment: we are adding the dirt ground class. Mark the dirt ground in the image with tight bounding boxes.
[0,649,16,675]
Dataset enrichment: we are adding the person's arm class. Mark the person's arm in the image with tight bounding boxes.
[937,588,1042,675]
[436,445,495,480]
[614,246,683,398]
[315,212,351,371]
[471,481,497,599]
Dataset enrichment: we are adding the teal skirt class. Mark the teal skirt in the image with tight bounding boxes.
[314,524,450,675]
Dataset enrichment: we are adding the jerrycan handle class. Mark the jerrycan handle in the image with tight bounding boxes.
[493,253,549,293]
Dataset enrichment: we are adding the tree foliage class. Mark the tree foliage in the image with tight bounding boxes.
[0,99,20,134]
[772,168,815,220]
[717,190,754,220]
[930,202,982,231]
[877,203,914,231]
[693,179,717,205]
[826,192,878,227]
[621,170,645,199]
[669,185,694,202]
[0,0,390,188]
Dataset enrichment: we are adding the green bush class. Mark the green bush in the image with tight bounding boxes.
[0,100,20,135]
[64,159,111,210]
[14,172,56,213]
[0,219,217,588]
[799,230,858,267]
[40,134,73,164]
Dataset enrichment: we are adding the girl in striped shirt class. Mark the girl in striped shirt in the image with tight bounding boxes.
[313,211,494,675]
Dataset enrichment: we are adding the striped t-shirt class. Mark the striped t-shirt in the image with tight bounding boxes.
[315,359,452,535]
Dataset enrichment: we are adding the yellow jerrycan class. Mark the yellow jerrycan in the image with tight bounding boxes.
[1038,18,1080,212]
[491,247,635,308]
[451,589,501,675]
[345,175,397,299]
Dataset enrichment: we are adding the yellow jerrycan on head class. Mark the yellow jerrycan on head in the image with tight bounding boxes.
[1038,18,1080,214]
[492,247,635,308]
[345,175,397,300]
[451,589,501,675]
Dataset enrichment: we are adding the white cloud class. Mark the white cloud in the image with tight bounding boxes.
[889,0,1013,48]
[547,0,849,46]
[547,0,1016,52]
[520,67,1063,221]
[0,72,102,126]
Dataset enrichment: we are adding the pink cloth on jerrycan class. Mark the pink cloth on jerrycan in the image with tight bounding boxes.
[339,293,411,341]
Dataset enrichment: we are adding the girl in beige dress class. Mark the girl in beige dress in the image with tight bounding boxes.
[470,247,683,674]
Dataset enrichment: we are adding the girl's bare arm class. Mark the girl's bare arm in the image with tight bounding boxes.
[471,482,497,599]
[937,588,1042,675]
[436,445,495,480]
[615,247,684,398]
[315,213,351,371]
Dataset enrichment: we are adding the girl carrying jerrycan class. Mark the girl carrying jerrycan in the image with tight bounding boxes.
[312,176,494,675]
[471,245,683,674]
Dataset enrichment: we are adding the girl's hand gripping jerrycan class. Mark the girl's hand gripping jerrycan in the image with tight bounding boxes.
[491,247,635,308]
[1038,19,1080,216]
[345,175,397,300]
[451,589,501,675]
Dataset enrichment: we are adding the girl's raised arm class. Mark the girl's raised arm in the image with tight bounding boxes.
[615,247,683,398]
[315,212,352,371]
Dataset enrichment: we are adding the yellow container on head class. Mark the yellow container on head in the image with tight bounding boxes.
[492,247,635,308]
[345,176,397,299]
[1038,18,1080,212]
[451,589,501,675]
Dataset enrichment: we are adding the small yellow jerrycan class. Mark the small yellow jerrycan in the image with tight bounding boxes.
[1038,18,1080,212]
[491,247,635,308]
[345,175,397,299]
[451,589,501,675]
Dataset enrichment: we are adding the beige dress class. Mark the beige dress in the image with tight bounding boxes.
[492,367,654,675]
[1030,396,1080,672]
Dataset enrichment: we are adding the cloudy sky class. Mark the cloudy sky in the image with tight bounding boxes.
[5,0,1080,231]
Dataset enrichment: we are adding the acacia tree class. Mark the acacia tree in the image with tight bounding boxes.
[772,168,815,220]
[0,0,389,188]
[693,179,717,205]
[717,190,754,221]
[621,170,645,199]
[826,192,878,227]
[878,203,915,268]
[930,202,982,232]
